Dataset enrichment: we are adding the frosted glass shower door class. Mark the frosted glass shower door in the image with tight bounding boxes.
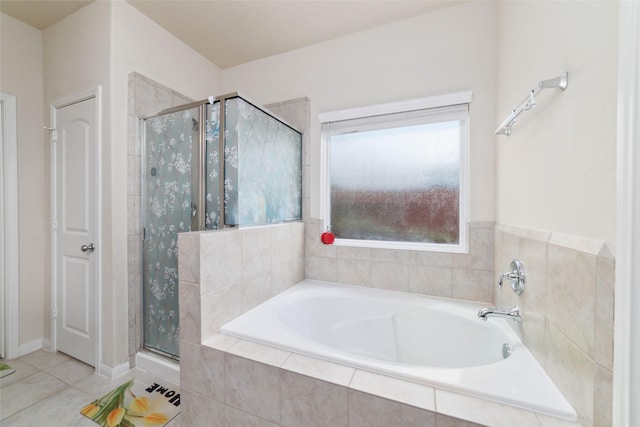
[143,107,199,358]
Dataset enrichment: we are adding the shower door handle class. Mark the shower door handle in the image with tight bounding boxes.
[81,243,95,253]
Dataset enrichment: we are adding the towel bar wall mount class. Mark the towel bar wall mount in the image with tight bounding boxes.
[495,72,568,136]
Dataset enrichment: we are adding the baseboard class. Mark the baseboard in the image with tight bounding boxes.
[99,361,130,379]
[18,338,43,357]
[135,351,180,385]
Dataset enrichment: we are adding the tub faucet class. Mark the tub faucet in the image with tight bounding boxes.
[478,305,522,324]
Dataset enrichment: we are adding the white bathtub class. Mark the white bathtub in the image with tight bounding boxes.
[221,279,577,421]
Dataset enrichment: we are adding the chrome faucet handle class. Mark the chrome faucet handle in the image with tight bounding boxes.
[498,259,525,295]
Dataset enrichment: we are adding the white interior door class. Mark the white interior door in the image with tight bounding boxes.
[53,95,98,366]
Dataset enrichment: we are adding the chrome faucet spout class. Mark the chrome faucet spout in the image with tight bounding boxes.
[478,305,522,324]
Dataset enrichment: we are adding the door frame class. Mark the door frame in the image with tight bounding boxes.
[50,87,102,369]
[1,93,19,360]
[613,1,640,424]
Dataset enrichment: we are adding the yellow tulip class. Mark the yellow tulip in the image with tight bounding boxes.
[143,412,169,425]
[128,396,150,415]
[106,407,126,427]
[80,402,100,418]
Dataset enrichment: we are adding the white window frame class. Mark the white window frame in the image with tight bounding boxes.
[319,91,471,253]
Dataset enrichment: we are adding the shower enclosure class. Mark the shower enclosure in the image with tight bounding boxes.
[142,93,302,358]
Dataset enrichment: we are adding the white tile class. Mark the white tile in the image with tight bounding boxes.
[0,359,38,388]
[0,386,94,426]
[201,230,242,294]
[224,354,281,423]
[410,265,452,298]
[225,405,278,427]
[202,334,239,351]
[546,244,596,357]
[201,284,243,339]
[178,281,201,344]
[371,262,410,292]
[435,389,540,427]
[452,268,492,303]
[181,389,224,427]
[177,232,200,284]
[349,389,436,427]
[544,324,595,427]
[281,371,348,427]
[548,233,604,257]
[336,246,371,261]
[45,359,95,385]
[180,340,225,401]
[336,258,371,286]
[595,254,614,370]
[227,340,290,368]
[19,350,72,370]
[305,256,337,282]
[241,227,272,279]
[74,370,136,398]
[0,371,67,420]
[281,353,354,386]
[349,370,435,411]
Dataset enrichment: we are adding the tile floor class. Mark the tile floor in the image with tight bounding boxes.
[0,350,181,426]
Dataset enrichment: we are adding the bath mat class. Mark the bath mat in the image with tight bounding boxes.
[80,379,180,426]
[0,362,16,378]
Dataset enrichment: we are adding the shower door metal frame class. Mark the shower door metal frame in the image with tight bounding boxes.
[139,92,302,359]
[140,100,206,359]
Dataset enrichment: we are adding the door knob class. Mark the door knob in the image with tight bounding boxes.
[81,243,95,253]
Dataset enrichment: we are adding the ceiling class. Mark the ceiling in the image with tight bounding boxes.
[1,0,466,69]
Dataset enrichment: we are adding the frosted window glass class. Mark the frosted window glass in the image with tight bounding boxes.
[329,120,460,244]
[224,97,302,225]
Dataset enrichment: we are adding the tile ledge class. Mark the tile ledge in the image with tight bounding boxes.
[548,232,606,256]
[216,337,580,426]
[202,333,239,351]
[495,223,552,243]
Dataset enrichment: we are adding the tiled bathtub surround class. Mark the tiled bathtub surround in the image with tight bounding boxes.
[178,219,587,426]
[493,224,614,427]
[177,222,305,345]
[179,333,581,427]
[305,218,495,303]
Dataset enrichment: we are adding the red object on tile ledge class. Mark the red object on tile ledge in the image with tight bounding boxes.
[321,231,335,244]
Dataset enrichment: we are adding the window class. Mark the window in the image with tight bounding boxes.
[320,93,470,252]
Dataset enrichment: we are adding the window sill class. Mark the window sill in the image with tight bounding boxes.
[331,238,468,254]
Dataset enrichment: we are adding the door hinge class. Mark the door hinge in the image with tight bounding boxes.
[52,218,58,231]
[44,127,57,142]
[52,307,58,319]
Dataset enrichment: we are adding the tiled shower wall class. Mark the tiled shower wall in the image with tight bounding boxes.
[127,73,192,364]
[494,224,614,427]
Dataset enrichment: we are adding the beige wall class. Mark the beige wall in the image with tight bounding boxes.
[43,0,114,366]
[220,1,497,223]
[110,1,222,368]
[495,1,618,247]
[40,0,222,369]
[0,13,46,352]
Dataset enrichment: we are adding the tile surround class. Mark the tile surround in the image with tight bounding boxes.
[180,334,586,427]
[177,218,615,426]
[493,224,614,427]
[305,218,495,303]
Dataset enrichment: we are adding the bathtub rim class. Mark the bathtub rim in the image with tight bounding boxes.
[219,279,578,423]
